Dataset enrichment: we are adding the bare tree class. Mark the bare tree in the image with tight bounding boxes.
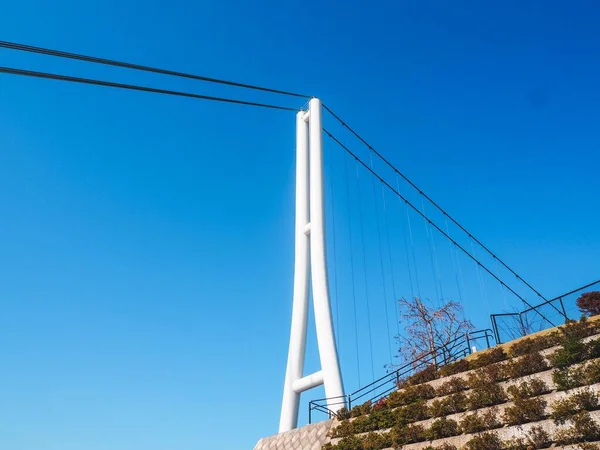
[394,297,473,369]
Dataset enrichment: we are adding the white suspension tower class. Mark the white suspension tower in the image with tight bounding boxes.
[279,98,345,432]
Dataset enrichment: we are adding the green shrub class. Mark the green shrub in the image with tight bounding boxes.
[407,365,439,385]
[505,351,548,378]
[429,392,468,417]
[436,377,468,396]
[470,348,507,370]
[390,383,436,407]
[350,400,372,417]
[325,435,362,450]
[464,432,502,450]
[506,377,550,400]
[330,419,354,438]
[360,431,392,450]
[459,408,500,434]
[393,400,430,426]
[423,444,458,450]
[503,396,547,425]
[502,438,529,450]
[336,406,351,420]
[467,364,508,389]
[551,388,600,424]
[555,411,600,445]
[390,423,426,446]
[527,425,551,448]
[585,359,600,385]
[508,333,559,358]
[438,359,470,377]
[467,383,507,410]
[427,417,460,440]
[553,366,586,391]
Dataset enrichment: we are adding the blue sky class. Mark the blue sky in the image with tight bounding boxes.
[1,1,600,449]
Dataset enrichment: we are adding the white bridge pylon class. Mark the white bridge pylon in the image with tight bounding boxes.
[279,98,345,432]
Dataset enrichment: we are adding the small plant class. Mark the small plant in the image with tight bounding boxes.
[427,417,460,440]
[585,359,600,385]
[438,359,470,377]
[423,444,458,450]
[551,388,600,424]
[429,392,467,417]
[555,411,600,445]
[503,396,547,425]
[350,400,372,417]
[467,364,509,389]
[459,408,500,434]
[372,397,388,411]
[324,435,362,450]
[390,422,426,446]
[527,425,551,448]
[553,366,586,391]
[464,431,502,450]
[393,400,430,426]
[576,443,600,450]
[360,431,392,450]
[505,351,548,378]
[577,291,600,317]
[508,333,559,357]
[389,383,436,407]
[467,383,507,410]
[503,438,529,450]
[470,347,507,369]
[506,377,550,400]
[407,365,438,385]
[436,377,468,396]
[336,406,351,420]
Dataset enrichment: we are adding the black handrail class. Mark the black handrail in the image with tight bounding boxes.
[491,279,600,344]
[308,328,494,423]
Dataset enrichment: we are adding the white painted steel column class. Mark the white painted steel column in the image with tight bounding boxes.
[308,98,345,410]
[279,111,310,432]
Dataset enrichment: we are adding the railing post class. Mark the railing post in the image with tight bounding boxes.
[559,297,568,322]
[308,402,312,424]
[465,332,471,354]
[519,314,526,337]
[491,315,501,345]
[485,331,490,349]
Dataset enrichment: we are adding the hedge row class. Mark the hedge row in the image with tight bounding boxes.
[326,386,600,450]
[343,318,600,420]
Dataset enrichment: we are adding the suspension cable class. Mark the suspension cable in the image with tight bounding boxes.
[0,66,298,111]
[369,155,394,365]
[381,186,401,336]
[326,135,341,350]
[0,40,311,99]
[344,152,362,386]
[324,128,543,313]
[355,160,376,382]
[322,104,547,302]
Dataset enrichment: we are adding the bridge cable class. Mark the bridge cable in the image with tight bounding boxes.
[0,40,311,99]
[369,154,394,366]
[324,128,553,323]
[322,104,548,302]
[0,66,298,111]
[355,160,376,382]
[343,152,362,386]
[396,175,416,302]
[422,199,443,304]
[445,220,465,305]
[381,186,401,336]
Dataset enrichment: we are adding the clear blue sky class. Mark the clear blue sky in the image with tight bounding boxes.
[1,1,599,449]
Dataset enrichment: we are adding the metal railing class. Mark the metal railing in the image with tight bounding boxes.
[491,279,600,344]
[308,329,494,423]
